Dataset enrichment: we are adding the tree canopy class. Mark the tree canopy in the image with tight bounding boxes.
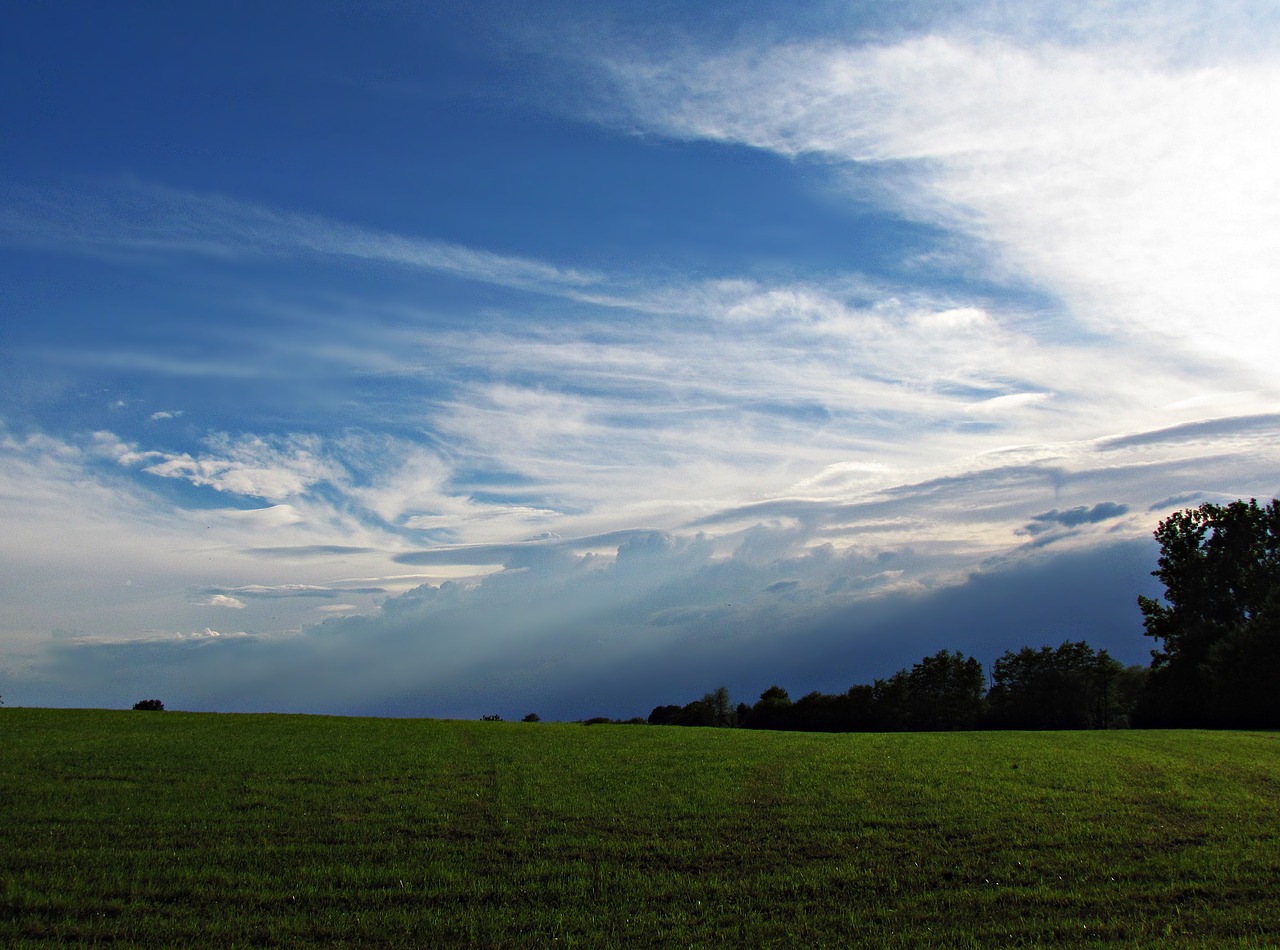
[987,642,1142,730]
[1137,498,1280,727]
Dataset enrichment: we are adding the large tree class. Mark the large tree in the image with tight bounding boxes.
[1137,498,1280,726]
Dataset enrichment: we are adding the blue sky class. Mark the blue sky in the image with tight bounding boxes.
[3,0,1279,718]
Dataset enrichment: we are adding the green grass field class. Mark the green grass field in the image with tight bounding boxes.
[1,710,1277,947]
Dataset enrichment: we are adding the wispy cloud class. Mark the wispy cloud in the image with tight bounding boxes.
[602,5,1280,377]
[0,182,601,295]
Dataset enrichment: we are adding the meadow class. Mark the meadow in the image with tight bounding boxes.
[1,709,1277,947]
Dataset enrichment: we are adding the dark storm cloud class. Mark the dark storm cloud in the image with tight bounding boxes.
[1025,502,1129,534]
[506,538,1163,721]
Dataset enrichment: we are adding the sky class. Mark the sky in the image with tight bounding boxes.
[2,0,1279,719]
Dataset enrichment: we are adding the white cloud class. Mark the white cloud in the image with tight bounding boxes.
[142,433,342,502]
[913,307,991,333]
[213,505,306,528]
[965,392,1052,415]
[197,594,246,609]
[90,430,164,466]
[605,13,1280,379]
[0,424,417,655]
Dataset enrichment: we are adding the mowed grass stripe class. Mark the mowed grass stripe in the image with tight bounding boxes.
[1,709,1277,947]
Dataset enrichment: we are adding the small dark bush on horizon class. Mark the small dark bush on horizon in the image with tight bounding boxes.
[132,699,165,711]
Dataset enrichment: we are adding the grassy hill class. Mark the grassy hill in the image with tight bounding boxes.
[1,709,1277,947]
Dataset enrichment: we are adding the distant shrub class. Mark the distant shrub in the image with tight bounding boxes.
[522,712,541,722]
[581,716,613,726]
[481,714,502,721]
[132,699,165,711]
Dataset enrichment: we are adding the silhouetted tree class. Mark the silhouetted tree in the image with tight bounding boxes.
[705,686,737,727]
[1111,664,1150,728]
[132,699,165,711]
[651,688,740,727]
[906,650,985,730]
[1199,591,1280,726]
[792,690,852,732]
[1136,498,1280,726]
[987,641,1131,729]
[522,712,541,722]
[676,699,715,727]
[648,704,683,725]
[747,685,794,730]
[844,684,878,730]
[870,671,911,731]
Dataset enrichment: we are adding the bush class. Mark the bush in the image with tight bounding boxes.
[522,712,541,722]
[132,699,165,711]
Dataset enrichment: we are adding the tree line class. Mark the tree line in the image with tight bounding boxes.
[637,498,1279,732]
[646,641,1147,732]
